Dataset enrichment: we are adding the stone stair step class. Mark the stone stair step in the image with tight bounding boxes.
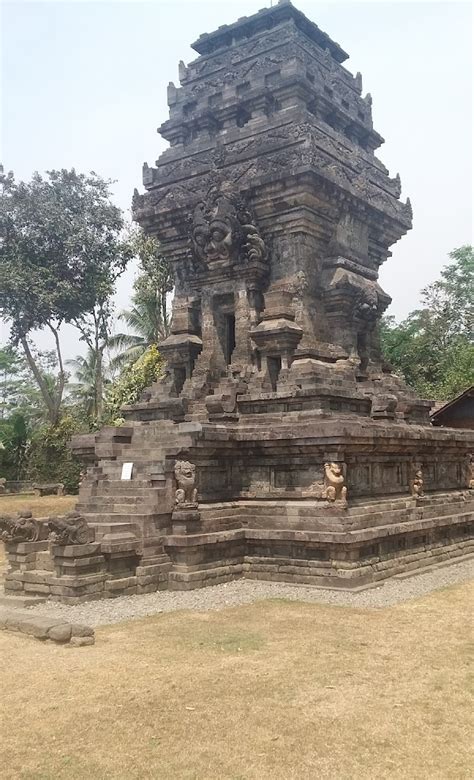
[84,512,162,524]
[85,483,159,494]
[78,495,159,507]
[79,502,162,516]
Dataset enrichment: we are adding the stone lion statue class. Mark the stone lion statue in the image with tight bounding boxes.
[48,511,95,545]
[0,511,42,543]
[175,461,198,506]
[322,462,348,504]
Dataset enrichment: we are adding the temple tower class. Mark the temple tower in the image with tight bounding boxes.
[132,0,416,421]
[68,1,473,597]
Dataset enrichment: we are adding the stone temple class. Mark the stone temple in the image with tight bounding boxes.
[6,0,472,602]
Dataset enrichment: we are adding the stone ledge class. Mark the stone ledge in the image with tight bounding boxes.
[0,608,95,646]
[392,551,474,580]
[0,595,47,608]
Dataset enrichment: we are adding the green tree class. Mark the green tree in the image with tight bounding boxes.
[0,412,30,481]
[0,345,60,425]
[110,231,172,368]
[0,166,132,423]
[380,246,474,400]
[67,348,111,420]
[0,345,26,417]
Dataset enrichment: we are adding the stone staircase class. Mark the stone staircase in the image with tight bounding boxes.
[76,419,202,562]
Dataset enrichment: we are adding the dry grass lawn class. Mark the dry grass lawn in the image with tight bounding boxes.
[0,581,472,779]
[0,493,77,518]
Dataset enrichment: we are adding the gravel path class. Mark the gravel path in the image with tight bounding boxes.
[24,557,474,627]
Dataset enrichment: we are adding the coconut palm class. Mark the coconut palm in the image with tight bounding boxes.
[67,349,110,419]
[109,281,171,369]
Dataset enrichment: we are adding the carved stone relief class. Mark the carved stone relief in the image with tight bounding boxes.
[411,468,424,497]
[322,462,348,505]
[0,512,43,543]
[191,185,266,270]
[48,512,95,546]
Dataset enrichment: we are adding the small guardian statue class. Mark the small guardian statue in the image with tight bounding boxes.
[468,455,474,490]
[0,511,42,543]
[174,460,198,507]
[411,469,424,497]
[322,462,348,506]
[48,511,95,545]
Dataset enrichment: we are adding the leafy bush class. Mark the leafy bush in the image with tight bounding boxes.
[106,344,164,424]
[0,413,29,481]
[25,415,83,494]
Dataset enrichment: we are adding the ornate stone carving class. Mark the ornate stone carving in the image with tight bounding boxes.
[132,187,144,210]
[48,511,95,545]
[322,463,348,505]
[354,285,380,322]
[411,469,424,497]
[191,186,266,270]
[175,461,198,506]
[0,511,42,543]
[192,191,233,267]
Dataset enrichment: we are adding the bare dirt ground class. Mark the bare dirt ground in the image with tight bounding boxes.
[1,580,472,779]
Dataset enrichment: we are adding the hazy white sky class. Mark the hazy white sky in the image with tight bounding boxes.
[1,0,472,359]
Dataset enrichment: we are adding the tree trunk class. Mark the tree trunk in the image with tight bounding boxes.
[48,323,66,420]
[95,346,103,420]
[20,337,58,424]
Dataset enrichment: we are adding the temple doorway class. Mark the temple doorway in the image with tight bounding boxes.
[224,314,236,365]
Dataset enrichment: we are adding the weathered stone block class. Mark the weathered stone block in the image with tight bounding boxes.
[48,624,72,643]
[23,583,52,594]
[51,543,101,558]
[13,615,63,640]
[70,636,95,647]
[71,623,94,638]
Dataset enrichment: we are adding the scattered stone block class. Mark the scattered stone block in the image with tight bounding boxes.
[0,608,94,645]
[48,624,72,643]
[71,623,94,638]
[69,636,95,647]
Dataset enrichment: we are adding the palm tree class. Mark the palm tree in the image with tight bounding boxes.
[109,283,171,369]
[67,349,109,419]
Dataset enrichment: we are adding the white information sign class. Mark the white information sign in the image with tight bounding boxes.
[121,462,133,481]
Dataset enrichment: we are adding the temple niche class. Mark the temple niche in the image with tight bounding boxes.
[65,0,474,599]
